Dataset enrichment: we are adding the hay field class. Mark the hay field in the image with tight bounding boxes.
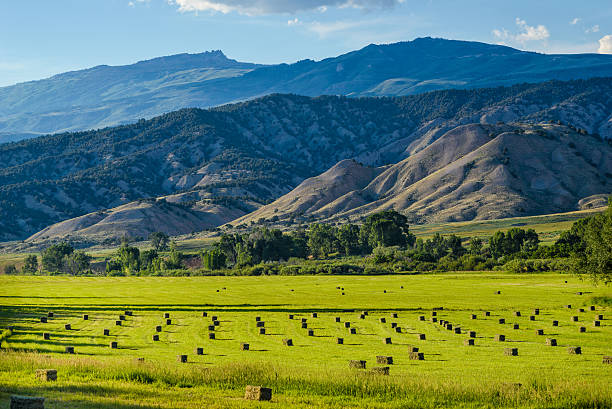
[0,273,610,408]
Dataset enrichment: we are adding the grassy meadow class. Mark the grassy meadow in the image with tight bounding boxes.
[0,273,610,408]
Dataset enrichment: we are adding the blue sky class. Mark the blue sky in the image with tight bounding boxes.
[1,0,611,87]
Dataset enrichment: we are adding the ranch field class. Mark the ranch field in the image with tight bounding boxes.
[0,273,610,408]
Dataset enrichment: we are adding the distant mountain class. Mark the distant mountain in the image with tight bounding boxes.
[237,123,612,226]
[1,38,612,142]
[1,78,609,244]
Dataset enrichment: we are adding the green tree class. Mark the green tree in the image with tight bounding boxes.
[41,242,74,272]
[360,210,414,250]
[571,199,612,283]
[336,224,362,256]
[64,251,92,275]
[202,248,227,270]
[22,255,38,274]
[117,245,140,275]
[307,223,338,258]
[3,264,17,275]
[149,232,169,251]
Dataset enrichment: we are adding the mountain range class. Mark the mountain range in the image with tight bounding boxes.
[2,37,612,143]
[1,77,610,245]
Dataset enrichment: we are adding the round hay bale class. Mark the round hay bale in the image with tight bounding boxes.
[178,354,187,363]
[65,346,74,354]
[282,338,293,346]
[196,347,204,355]
[208,333,215,339]
[110,342,117,349]
[83,314,88,320]
[240,343,250,351]
[496,291,501,294]
[103,329,110,336]
[464,339,474,346]
[546,338,557,346]
[152,335,159,341]
[383,337,392,344]
[568,346,581,354]
[469,331,476,338]
[336,337,344,344]
[495,334,506,342]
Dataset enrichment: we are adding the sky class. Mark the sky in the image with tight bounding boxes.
[1,0,611,87]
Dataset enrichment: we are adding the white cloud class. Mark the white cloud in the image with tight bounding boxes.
[598,35,612,54]
[570,18,580,25]
[169,0,402,15]
[287,17,300,26]
[586,25,600,33]
[492,18,549,46]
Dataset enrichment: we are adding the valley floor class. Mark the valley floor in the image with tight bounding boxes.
[0,273,610,408]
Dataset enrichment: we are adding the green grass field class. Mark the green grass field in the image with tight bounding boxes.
[0,273,610,408]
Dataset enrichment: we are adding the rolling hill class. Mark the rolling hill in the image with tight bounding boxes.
[0,78,610,243]
[1,37,612,142]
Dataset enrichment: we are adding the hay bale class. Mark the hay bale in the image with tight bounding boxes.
[464,339,474,346]
[301,318,307,323]
[579,326,586,333]
[409,352,424,360]
[83,314,88,320]
[240,343,250,351]
[208,325,215,331]
[43,333,50,340]
[469,331,476,338]
[431,311,437,316]
[255,316,261,322]
[408,346,419,352]
[9,396,45,409]
[110,342,117,349]
[283,338,293,346]
[308,330,314,336]
[392,313,398,319]
[446,324,453,330]
[471,314,477,320]
[40,317,47,323]
[498,318,505,324]
[419,316,425,321]
[376,356,393,365]
[336,337,344,344]
[496,291,501,294]
[579,308,585,313]
[577,292,583,295]
[602,356,612,364]
[594,321,601,327]
[213,320,220,326]
[546,338,557,346]
[590,306,596,311]
[196,347,204,355]
[211,316,218,321]
[454,327,461,334]
[484,311,491,317]
[256,321,265,328]
[597,314,604,320]
[495,334,506,342]
[335,317,341,322]
[311,313,318,318]
[35,369,57,382]
[349,360,366,369]
[513,324,519,330]
[566,305,571,309]
[504,348,518,356]
[370,367,390,375]
[103,329,110,336]
[259,328,266,335]
[244,385,272,401]
[431,317,438,323]
[552,320,559,326]
[533,309,540,315]
[208,333,215,339]
[301,322,308,329]
[65,346,74,354]
[391,322,398,328]
[344,322,351,328]
[379,318,386,323]
[156,326,162,332]
[64,324,71,330]
[359,314,365,319]
[362,311,369,316]
[568,346,581,354]
[125,311,132,316]
[395,327,402,333]
[152,335,159,341]
[535,329,544,335]
[529,316,535,321]
[178,355,187,363]
[350,328,357,334]
[166,319,172,325]
[514,311,521,317]
[164,313,170,319]
[115,321,122,326]
[47,312,54,318]
[288,314,294,320]
[383,337,392,344]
